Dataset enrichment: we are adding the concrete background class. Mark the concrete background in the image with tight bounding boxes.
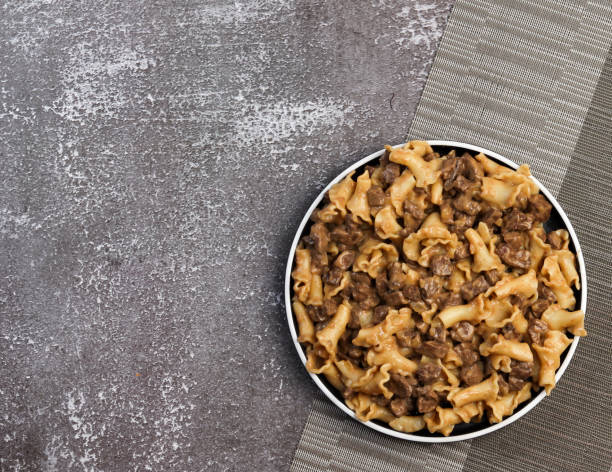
[0,1,454,470]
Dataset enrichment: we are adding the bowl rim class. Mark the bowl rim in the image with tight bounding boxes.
[284,140,587,443]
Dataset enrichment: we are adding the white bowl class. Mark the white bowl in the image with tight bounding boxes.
[285,140,587,442]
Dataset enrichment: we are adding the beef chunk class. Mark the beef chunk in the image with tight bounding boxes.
[375,271,389,296]
[510,360,533,380]
[443,292,463,310]
[497,375,510,396]
[454,342,479,366]
[387,373,416,398]
[333,250,356,270]
[382,163,401,186]
[390,397,414,417]
[330,225,363,247]
[461,153,483,180]
[379,149,390,167]
[547,231,563,250]
[402,285,422,302]
[454,242,470,260]
[396,328,420,348]
[503,208,534,232]
[367,186,386,207]
[416,363,442,384]
[404,200,425,220]
[384,290,409,307]
[307,305,328,323]
[530,298,550,317]
[483,269,500,286]
[496,243,531,270]
[348,309,362,329]
[416,341,449,359]
[310,223,330,253]
[481,205,503,227]
[431,254,453,276]
[416,386,439,413]
[460,275,489,301]
[528,318,549,345]
[453,175,472,192]
[430,326,447,343]
[450,321,475,343]
[441,157,461,186]
[539,283,556,304]
[508,376,526,391]
[503,231,524,250]
[421,277,441,300]
[387,262,405,290]
[502,323,521,341]
[461,362,484,386]
[372,395,390,406]
[322,298,339,317]
[529,194,552,222]
[453,194,481,215]
[373,305,390,324]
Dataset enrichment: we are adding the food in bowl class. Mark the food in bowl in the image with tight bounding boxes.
[290,141,586,436]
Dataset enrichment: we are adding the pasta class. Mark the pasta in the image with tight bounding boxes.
[291,142,586,436]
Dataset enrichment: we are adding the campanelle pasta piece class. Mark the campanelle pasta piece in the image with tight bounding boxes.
[482,297,513,328]
[346,393,396,423]
[549,229,570,250]
[319,361,344,391]
[347,170,373,223]
[374,205,403,240]
[336,362,394,398]
[292,248,312,303]
[476,156,539,209]
[480,334,534,362]
[305,347,333,374]
[316,301,351,359]
[465,228,504,272]
[328,171,356,216]
[532,330,572,394]
[430,177,443,205]
[486,382,532,423]
[437,295,485,328]
[293,299,315,344]
[388,169,416,215]
[541,255,576,309]
[324,271,350,299]
[541,305,587,337]
[403,212,456,261]
[448,372,499,408]
[490,269,538,302]
[306,273,323,306]
[353,308,413,348]
[424,402,484,436]
[475,152,515,178]
[366,337,418,375]
[528,227,551,271]
[389,415,426,433]
[489,354,512,373]
[554,249,581,290]
[354,237,399,278]
[387,141,441,187]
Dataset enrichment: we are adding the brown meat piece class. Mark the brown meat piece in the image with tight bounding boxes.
[334,250,356,270]
[539,283,556,304]
[510,294,530,314]
[384,290,409,308]
[375,271,389,296]
[324,267,344,286]
[502,323,521,341]
[461,153,483,180]
[322,298,339,317]
[416,363,442,384]
[450,321,475,343]
[454,343,479,366]
[372,395,390,406]
[396,328,417,348]
[503,208,534,232]
[348,309,362,329]
[443,292,463,310]
[480,205,503,227]
[441,157,461,185]
[404,200,425,220]
[310,223,330,253]
[387,373,416,398]
[460,275,489,302]
[330,225,363,247]
[421,277,441,300]
[367,186,386,207]
[510,360,533,380]
[382,163,401,186]
[402,285,422,302]
[422,151,438,162]
[453,194,481,215]
[452,212,476,233]
[379,149,390,167]
[453,175,472,192]
[372,305,390,324]
[529,194,552,222]
[548,231,563,250]
[461,363,484,386]
[503,231,524,250]
[453,242,470,260]
[430,326,447,343]
[431,254,453,276]
[416,386,439,413]
[484,269,500,286]
[530,298,550,317]
[497,375,510,396]
[417,340,449,359]
[307,305,328,323]
[528,318,549,345]
[508,376,526,391]
[387,262,405,290]
[390,398,414,417]
[496,243,531,270]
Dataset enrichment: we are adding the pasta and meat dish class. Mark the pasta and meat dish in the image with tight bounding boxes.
[291,141,586,436]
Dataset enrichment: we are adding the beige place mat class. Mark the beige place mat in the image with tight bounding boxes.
[291,1,612,470]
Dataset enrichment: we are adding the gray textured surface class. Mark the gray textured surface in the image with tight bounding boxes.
[0,1,454,470]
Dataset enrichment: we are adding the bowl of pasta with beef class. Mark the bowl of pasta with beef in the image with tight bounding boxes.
[285,140,587,442]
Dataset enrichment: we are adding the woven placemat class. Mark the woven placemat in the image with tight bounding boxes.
[290,1,612,471]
